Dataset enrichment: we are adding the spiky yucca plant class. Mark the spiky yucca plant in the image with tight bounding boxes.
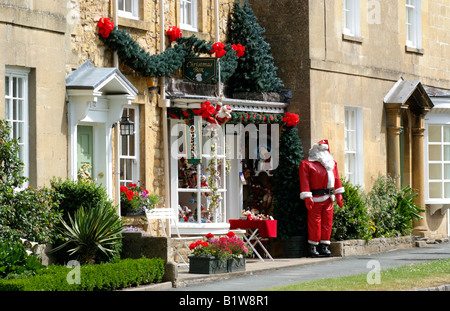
[53,203,124,264]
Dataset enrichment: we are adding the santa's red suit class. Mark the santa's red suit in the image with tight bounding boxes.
[299,140,344,257]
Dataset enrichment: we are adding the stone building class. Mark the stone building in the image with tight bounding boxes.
[1,0,448,246]
[249,0,450,238]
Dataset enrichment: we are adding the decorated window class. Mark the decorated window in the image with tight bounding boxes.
[4,67,30,188]
[118,0,139,19]
[180,0,198,31]
[426,124,450,202]
[406,0,422,48]
[343,0,361,37]
[120,106,139,186]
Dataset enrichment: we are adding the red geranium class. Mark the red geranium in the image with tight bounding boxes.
[97,17,114,38]
[232,44,245,58]
[210,42,226,58]
[282,112,300,127]
[120,186,128,193]
[167,26,182,43]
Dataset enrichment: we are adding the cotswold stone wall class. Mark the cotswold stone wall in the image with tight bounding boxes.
[330,236,416,257]
[70,0,235,202]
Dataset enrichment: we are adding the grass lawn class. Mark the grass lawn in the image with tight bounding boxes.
[265,258,450,291]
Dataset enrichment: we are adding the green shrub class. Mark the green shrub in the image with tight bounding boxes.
[51,177,113,222]
[332,179,372,241]
[0,241,45,279]
[0,120,62,245]
[52,203,124,264]
[0,258,164,291]
[366,175,424,238]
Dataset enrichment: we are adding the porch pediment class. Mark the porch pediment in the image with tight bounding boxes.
[384,79,434,115]
[66,60,138,97]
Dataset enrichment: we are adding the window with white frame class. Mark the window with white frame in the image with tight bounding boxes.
[180,0,198,31]
[344,107,364,186]
[5,67,30,187]
[343,0,361,37]
[118,0,139,19]
[171,119,227,225]
[406,0,422,48]
[120,107,139,186]
[426,124,450,202]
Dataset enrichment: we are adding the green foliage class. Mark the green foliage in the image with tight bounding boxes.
[52,203,124,264]
[0,257,165,291]
[272,126,306,240]
[332,175,425,241]
[228,1,284,93]
[0,241,45,279]
[367,176,424,238]
[100,30,239,83]
[0,120,62,245]
[0,186,63,244]
[51,177,113,222]
[0,120,28,188]
[332,180,372,241]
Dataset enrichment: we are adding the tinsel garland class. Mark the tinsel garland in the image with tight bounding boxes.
[99,29,239,83]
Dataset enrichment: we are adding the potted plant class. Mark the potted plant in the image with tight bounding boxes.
[188,232,249,274]
[119,183,159,216]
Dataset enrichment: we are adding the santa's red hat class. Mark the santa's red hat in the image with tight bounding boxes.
[318,139,330,152]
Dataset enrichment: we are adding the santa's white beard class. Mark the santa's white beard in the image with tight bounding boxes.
[308,144,335,171]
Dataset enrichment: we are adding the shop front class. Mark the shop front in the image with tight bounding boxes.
[166,94,288,235]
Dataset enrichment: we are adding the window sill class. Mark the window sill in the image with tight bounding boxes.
[405,45,424,55]
[118,17,151,31]
[342,34,363,44]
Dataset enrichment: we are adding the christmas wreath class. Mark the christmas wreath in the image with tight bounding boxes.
[97,18,244,83]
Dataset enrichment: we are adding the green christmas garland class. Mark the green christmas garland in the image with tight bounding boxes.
[98,25,239,83]
[167,107,285,125]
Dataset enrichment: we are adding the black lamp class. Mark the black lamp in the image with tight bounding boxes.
[120,116,135,136]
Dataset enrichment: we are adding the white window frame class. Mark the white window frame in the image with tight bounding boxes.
[5,67,30,188]
[170,119,228,230]
[118,0,139,20]
[343,0,361,37]
[406,0,422,49]
[119,106,140,186]
[180,0,198,32]
[344,107,364,186]
[425,122,450,204]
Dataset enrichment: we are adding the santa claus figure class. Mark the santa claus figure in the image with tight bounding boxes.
[299,140,344,257]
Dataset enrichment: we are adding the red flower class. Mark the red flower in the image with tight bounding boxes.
[182,110,189,117]
[97,17,114,38]
[120,186,128,193]
[226,231,236,238]
[167,26,182,43]
[282,112,300,127]
[232,44,245,58]
[200,241,209,247]
[206,233,214,239]
[128,183,137,188]
[210,42,226,58]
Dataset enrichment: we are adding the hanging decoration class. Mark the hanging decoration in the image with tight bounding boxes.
[167,26,182,43]
[97,18,245,83]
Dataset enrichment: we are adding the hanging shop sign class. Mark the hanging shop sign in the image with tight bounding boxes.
[182,57,217,84]
[186,117,202,165]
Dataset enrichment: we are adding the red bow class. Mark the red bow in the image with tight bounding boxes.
[167,26,182,43]
[97,17,114,38]
[232,44,245,58]
[282,112,300,127]
[210,42,226,58]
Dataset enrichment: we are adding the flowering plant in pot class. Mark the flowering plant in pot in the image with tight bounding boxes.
[188,232,249,274]
[120,183,159,215]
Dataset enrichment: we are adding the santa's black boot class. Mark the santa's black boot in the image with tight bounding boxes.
[317,244,332,257]
[309,244,320,258]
